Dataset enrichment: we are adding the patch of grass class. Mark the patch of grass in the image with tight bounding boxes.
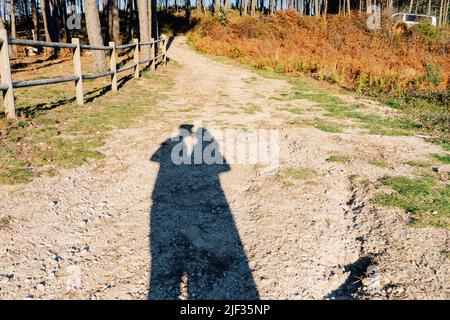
[327,155,349,163]
[240,103,262,115]
[0,216,11,230]
[0,147,36,184]
[280,167,318,181]
[430,153,450,164]
[369,159,389,168]
[375,175,449,228]
[404,160,431,168]
[179,107,197,112]
[348,174,359,182]
[217,90,229,97]
[314,119,343,133]
[280,106,303,114]
[321,103,363,118]
[442,141,450,151]
[271,90,341,105]
[0,66,174,184]
[242,76,258,84]
[362,116,417,136]
[220,110,240,115]
[286,119,301,125]
[442,250,450,259]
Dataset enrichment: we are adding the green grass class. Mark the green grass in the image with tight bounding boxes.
[280,167,318,181]
[322,102,418,136]
[430,153,450,164]
[442,141,450,151]
[383,95,449,143]
[0,216,11,230]
[280,106,303,114]
[217,90,229,97]
[0,147,36,184]
[369,160,390,168]
[404,160,431,168]
[241,76,258,84]
[0,68,173,184]
[327,155,349,163]
[240,103,262,115]
[271,77,418,137]
[314,119,343,133]
[286,119,301,125]
[375,175,449,228]
[190,40,448,145]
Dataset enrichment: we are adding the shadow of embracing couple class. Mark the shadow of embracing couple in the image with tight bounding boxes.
[148,124,259,300]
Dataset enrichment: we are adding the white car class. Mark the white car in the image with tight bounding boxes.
[391,13,437,27]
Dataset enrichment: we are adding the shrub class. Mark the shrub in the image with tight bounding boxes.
[423,59,443,86]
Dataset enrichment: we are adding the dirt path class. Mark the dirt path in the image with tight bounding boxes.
[0,36,448,300]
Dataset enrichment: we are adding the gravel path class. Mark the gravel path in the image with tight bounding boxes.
[0,36,448,300]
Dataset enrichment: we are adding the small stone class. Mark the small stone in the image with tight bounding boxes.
[35,283,45,292]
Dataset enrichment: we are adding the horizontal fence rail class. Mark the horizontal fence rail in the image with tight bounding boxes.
[79,44,113,51]
[81,71,114,80]
[0,30,168,119]
[117,63,137,73]
[10,38,77,49]
[115,43,136,50]
[12,76,80,88]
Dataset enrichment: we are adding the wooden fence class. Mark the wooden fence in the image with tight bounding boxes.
[0,29,168,119]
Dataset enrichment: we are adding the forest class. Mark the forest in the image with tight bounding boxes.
[0,1,448,45]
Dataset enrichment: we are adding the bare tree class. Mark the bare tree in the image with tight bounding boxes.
[85,0,107,71]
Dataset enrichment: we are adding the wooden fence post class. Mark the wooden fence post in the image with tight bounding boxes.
[162,35,167,65]
[133,38,140,79]
[72,38,83,106]
[109,42,118,92]
[0,29,16,119]
[150,37,156,71]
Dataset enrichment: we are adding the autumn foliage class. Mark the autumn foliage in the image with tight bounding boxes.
[188,11,449,97]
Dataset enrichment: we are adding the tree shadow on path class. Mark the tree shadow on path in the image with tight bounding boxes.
[148,124,259,300]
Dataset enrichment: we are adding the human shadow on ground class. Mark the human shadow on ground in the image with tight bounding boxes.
[148,125,259,300]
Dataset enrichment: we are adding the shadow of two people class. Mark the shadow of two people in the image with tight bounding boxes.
[148,124,259,300]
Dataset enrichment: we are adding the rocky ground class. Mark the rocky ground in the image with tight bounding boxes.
[0,36,448,299]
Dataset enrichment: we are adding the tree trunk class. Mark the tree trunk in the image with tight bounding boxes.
[60,0,71,42]
[31,0,40,40]
[127,0,134,39]
[445,0,449,25]
[214,0,221,14]
[10,0,16,38]
[85,0,107,71]
[41,0,52,42]
[136,0,151,59]
[111,0,121,43]
[148,0,153,39]
[409,0,414,13]
[186,0,192,23]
